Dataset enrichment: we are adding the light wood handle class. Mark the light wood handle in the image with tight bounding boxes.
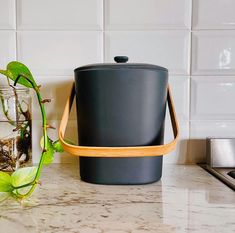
[59,82,179,157]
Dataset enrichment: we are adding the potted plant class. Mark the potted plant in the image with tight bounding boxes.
[0,61,63,202]
[0,85,32,172]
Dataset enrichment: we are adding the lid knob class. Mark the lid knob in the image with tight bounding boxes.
[114,56,129,63]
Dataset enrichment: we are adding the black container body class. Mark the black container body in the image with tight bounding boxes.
[80,156,163,185]
[75,65,168,184]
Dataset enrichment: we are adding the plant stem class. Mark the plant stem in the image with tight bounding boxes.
[0,69,7,76]
[0,91,16,126]
[11,86,20,129]
[11,74,48,199]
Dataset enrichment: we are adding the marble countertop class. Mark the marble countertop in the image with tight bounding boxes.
[0,163,234,233]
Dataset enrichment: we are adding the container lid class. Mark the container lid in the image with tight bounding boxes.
[74,56,168,72]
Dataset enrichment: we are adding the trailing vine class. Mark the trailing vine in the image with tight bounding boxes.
[0,61,63,202]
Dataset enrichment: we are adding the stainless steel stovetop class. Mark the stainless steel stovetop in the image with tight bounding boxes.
[200,138,235,191]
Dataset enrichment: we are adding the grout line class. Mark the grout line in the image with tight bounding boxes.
[1,28,234,32]
[15,31,18,61]
[15,0,17,29]
[189,119,235,122]
[0,28,195,31]
[15,0,18,60]
[102,28,192,31]
[102,0,105,62]
[190,0,194,32]
[189,0,193,140]
[0,29,15,31]
[189,0,193,76]
[192,28,235,31]
[189,72,192,140]
[191,74,235,77]
[12,28,103,32]
[11,29,104,32]
[102,0,105,32]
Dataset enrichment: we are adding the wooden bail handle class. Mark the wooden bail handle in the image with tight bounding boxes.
[59,82,179,157]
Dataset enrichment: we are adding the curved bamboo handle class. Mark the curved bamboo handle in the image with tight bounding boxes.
[59,83,179,157]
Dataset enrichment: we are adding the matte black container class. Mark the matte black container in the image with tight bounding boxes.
[74,56,168,184]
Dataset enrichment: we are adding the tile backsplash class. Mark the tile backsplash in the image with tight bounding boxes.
[0,0,235,164]
[17,31,103,75]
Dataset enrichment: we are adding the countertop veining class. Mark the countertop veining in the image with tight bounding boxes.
[0,163,234,233]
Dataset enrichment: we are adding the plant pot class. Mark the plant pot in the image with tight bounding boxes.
[0,86,32,172]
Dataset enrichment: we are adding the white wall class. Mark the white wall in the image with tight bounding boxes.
[0,0,235,164]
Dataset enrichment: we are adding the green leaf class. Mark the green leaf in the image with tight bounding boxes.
[16,186,32,196]
[6,61,37,88]
[40,136,54,165]
[0,172,13,192]
[0,192,10,202]
[52,140,64,152]
[42,147,54,165]
[11,166,37,188]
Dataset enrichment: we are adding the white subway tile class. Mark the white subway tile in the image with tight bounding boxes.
[191,76,235,120]
[190,121,235,139]
[0,0,15,29]
[169,76,189,120]
[189,121,235,163]
[17,0,102,30]
[32,120,78,164]
[0,31,16,71]
[164,120,189,164]
[105,31,190,75]
[32,76,75,120]
[193,0,235,29]
[105,0,191,30]
[17,31,103,76]
[164,77,189,164]
[192,31,235,75]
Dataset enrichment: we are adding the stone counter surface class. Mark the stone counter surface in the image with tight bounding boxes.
[0,163,234,233]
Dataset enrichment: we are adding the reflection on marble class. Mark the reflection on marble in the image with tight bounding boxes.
[0,163,234,233]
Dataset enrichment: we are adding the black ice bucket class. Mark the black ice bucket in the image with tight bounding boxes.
[59,56,179,185]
